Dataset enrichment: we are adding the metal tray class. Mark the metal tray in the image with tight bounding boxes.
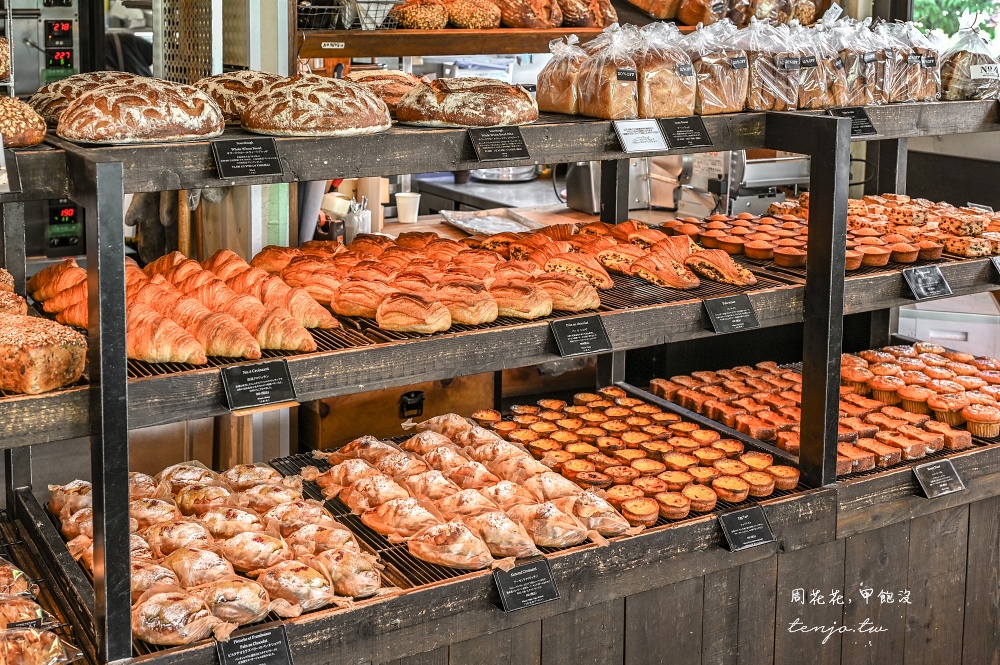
[440,207,543,235]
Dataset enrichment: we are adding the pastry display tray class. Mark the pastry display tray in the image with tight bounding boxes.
[439,208,544,235]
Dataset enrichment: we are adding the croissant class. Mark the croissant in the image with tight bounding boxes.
[299,240,346,257]
[332,280,396,318]
[227,268,337,329]
[526,241,575,268]
[394,231,438,250]
[279,264,343,305]
[376,292,451,333]
[26,258,77,301]
[579,221,616,237]
[626,228,670,249]
[424,239,467,263]
[250,245,302,274]
[684,249,758,287]
[127,302,208,365]
[348,234,395,257]
[488,279,553,319]
[435,281,498,325]
[532,274,601,312]
[453,249,504,271]
[143,251,188,277]
[202,249,252,282]
[537,223,579,241]
[609,220,649,242]
[41,279,86,313]
[30,264,87,303]
[394,271,439,294]
[56,300,88,329]
[630,252,701,290]
[508,236,551,261]
[378,247,421,270]
[125,262,149,289]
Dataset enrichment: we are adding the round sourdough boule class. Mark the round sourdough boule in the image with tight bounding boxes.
[395,77,538,127]
[445,0,502,28]
[0,97,46,148]
[28,71,143,124]
[654,491,691,520]
[193,70,284,123]
[344,69,425,115]
[241,74,390,137]
[57,79,224,144]
[621,496,659,527]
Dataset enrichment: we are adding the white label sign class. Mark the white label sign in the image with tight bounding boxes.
[970,63,1000,80]
[612,119,668,154]
[321,41,346,50]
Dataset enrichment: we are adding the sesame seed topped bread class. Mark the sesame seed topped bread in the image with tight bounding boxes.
[241,74,391,137]
[0,268,12,293]
[344,70,425,115]
[57,79,225,144]
[192,70,285,123]
[28,71,143,124]
[395,77,538,127]
[0,97,46,148]
[0,314,86,394]
[0,292,27,316]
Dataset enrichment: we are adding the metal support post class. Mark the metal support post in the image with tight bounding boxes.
[4,448,30,519]
[0,202,26,293]
[864,139,908,196]
[765,113,851,487]
[69,153,132,663]
[597,351,627,387]
[869,309,893,348]
[599,159,630,224]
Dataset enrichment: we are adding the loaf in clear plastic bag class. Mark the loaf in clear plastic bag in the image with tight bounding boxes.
[175,482,233,518]
[537,36,589,115]
[131,585,236,645]
[215,531,293,573]
[0,559,38,598]
[407,521,495,570]
[131,560,179,603]
[940,23,1000,101]
[47,480,91,518]
[360,497,442,538]
[251,560,344,612]
[193,576,300,625]
[736,19,799,111]
[577,25,640,119]
[144,519,213,558]
[0,598,54,630]
[551,492,633,536]
[829,19,878,106]
[218,463,285,492]
[161,547,235,588]
[263,499,339,537]
[632,22,697,118]
[304,548,383,598]
[197,506,265,540]
[906,23,942,101]
[683,20,750,115]
[0,628,82,665]
[462,510,542,559]
[507,501,590,547]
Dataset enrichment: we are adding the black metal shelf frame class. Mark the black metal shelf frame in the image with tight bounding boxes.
[0,100,996,662]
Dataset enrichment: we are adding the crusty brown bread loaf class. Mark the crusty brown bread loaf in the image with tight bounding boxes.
[0,269,13,293]
[940,50,1000,100]
[556,0,616,27]
[57,79,224,144]
[677,0,724,25]
[390,0,450,28]
[746,50,799,111]
[192,70,284,123]
[0,292,27,315]
[28,71,143,124]
[241,74,391,137]
[623,0,680,19]
[537,43,588,115]
[395,77,538,127]
[494,0,562,27]
[0,314,86,394]
[0,38,9,82]
[691,50,749,115]
[577,52,639,120]
[0,97,47,148]
[344,70,425,115]
[445,0,503,27]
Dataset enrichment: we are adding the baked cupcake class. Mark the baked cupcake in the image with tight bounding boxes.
[883,345,918,358]
[980,371,1000,386]
[717,236,745,255]
[858,246,891,266]
[744,240,774,260]
[859,349,896,364]
[946,362,979,376]
[889,243,919,263]
[898,385,935,414]
[773,247,807,267]
[844,250,863,271]
[927,393,971,426]
[899,371,930,386]
[926,379,965,395]
[869,375,906,405]
[955,375,987,391]
[869,362,902,377]
[943,350,975,363]
[842,354,869,369]
[972,357,1000,372]
[897,358,927,372]
[918,353,948,367]
[923,366,957,381]
[983,385,1000,401]
[916,240,944,260]
[964,391,997,406]
[841,367,875,395]
[962,404,1000,438]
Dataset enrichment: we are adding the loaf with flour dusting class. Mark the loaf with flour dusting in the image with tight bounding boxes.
[344,70,424,115]
[193,70,284,123]
[28,71,144,124]
[395,77,538,127]
[0,314,86,394]
[241,74,391,137]
[56,79,224,144]
[0,97,46,148]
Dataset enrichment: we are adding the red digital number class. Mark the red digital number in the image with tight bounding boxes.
[60,208,75,217]
[61,22,71,32]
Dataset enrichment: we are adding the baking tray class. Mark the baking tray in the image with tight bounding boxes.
[440,207,543,235]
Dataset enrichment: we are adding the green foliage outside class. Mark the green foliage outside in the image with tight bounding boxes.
[913,0,999,39]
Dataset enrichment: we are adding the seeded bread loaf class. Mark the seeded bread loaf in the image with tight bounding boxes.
[192,70,284,123]
[0,292,27,316]
[0,315,86,394]
[0,97,46,148]
[390,0,450,28]
[445,0,503,27]
[0,269,12,292]
[395,77,538,127]
[28,71,144,124]
[0,38,9,82]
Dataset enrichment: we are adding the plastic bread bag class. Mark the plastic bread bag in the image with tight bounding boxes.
[237,482,304,514]
[451,426,504,449]
[214,531,293,574]
[131,585,237,645]
[401,470,461,502]
[129,497,183,531]
[830,19,878,106]
[0,628,83,665]
[262,499,339,537]
[401,413,475,439]
[551,492,637,537]
[866,22,893,104]
[339,474,410,514]
[940,20,1000,100]
[192,576,300,625]
[129,472,159,500]
[0,597,55,630]
[465,440,532,465]
[480,480,539,510]
[161,547,236,589]
[462,510,542,559]
[422,445,500,489]
[300,459,382,500]
[197,506,266,540]
[131,560,179,603]
[360,497,442,538]
[577,25,640,119]
[407,521,496,570]
[370,450,430,480]
[875,22,917,103]
[683,20,750,115]
[302,548,383,599]
[286,522,360,557]
[789,23,827,108]
[218,463,286,492]
[630,22,697,118]
[317,436,400,466]
[581,22,620,55]
[434,488,501,521]
[486,455,551,484]
[47,480,91,518]
[250,560,346,612]
[398,430,457,455]
[522,471,584,502]
[174,482,236,517]
[155,461,220,494]
[143,520,214,558]
[905,22,942,101]
[506,501,592,548]
[735,18,800,111]
[537,36,589,114]
[813,26,850,107]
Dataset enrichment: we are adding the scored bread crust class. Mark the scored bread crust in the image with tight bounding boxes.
[193,71,285,123]
[242,74,391,137]
[28,71,143,124]
[395,77,538,127]
[57,79,224,144]
[344,70,425,115]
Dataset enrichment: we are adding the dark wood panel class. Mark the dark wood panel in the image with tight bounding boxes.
[774,540,846,665]
[702,568,740,665]
[860,100,1000,141]
[962,495,1000,665]
[541,599,624,665]
[383,647,449,665]
[904,505,969,665]
[0,146,69,203]
[843,258,996,316]
[624,577,703,665]
[449,623,542,665]
[842,521,909,665]
[738,557,777,665]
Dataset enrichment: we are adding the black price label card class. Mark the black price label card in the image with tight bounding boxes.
[902,265,953,300]
[220,359,297,411]
[550,315,613,357]
[913,459,965,499]
[829,107,878,137]
[7,619,42,629]
[212,138,284,179]
[616,68,637,81]
[493,557,560,612]
[703,294,760,334]
[659,117,714,150]
[719,505,775,552]
[468,126,531,162]
[729,55,748,69]
[613,119,668,153]
[217,625,294,665]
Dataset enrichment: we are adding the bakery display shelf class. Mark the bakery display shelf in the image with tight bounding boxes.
[0,144,69,203]
[840,99,1000,142]
[738,253,961,281]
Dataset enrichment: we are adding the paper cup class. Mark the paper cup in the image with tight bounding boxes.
[395,192,420,224]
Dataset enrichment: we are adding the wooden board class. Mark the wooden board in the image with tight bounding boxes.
[541,599,624,665]
[962,495,1000,665]
[774,540,847,665]
[701,568,740,665]
[624,578,703,665]
[448,623,541,665]
[738,557,778,665]
[382,647,449,665]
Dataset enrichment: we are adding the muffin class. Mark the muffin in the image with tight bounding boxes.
[962,404,1000,438]
[841,354,869,369]
[913,342,946,355]
[923,366,957,381]
[889,243,919,263]
[859,349,896,364]
[955,376,988,391]
[883,345,918,358]
[942,350,975,363]
[946,362,979,376]
[858,246,891,266]
[980,371,1000,385]
[897,358,927,372]
[869,375,906,405]
[632,475,671,497]
[926,379,965,395]
[927,393,971,426]
[844,250,863,271]
[963,391,997,406]
[898,385,935,414]
[899,371,930,386]
[918,353,948,367]
[916,240,944,260]
[717,236,745,255]
[773,247,807,267]
[621,497,659,527]
[972,357,1000,371]
[841,367,875,395]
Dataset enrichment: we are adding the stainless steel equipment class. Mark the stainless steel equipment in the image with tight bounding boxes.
[471,166,538,183]
[8,0,79,97]
[565,160,650,215]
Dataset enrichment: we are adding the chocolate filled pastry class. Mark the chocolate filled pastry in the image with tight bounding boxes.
[650,235,697,263]
[131,588,235,645]
[348,234,396,257]
[683,249,757,286]
[436,280,499,325]
[488,279,554,319]
[596,244,645,274]
[543,252,614,289]
[331,280,397,318]
[532,273,601,312]
[630,252,701,289]
[252,560,342,612]
[376,292,451,333]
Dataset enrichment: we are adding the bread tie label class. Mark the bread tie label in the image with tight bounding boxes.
[729,55,748,70]
[783,57,801,70]
[616,68,637,82]
[676,63,695,77]
[863,51,877,64]
[907,53,923,65]
[800,56,818,68]
[833,57,845,69]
